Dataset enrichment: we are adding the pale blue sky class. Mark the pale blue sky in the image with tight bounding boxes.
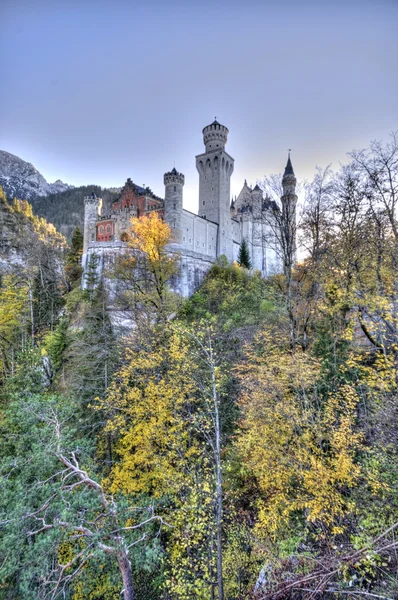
[1,0,397,212]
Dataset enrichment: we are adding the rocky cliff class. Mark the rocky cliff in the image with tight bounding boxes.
[0,150,73,200]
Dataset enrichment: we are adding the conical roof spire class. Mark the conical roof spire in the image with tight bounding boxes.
[283,151,295,177]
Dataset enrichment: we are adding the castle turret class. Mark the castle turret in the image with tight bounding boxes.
[196,119,234,260]
[281,153,297,258]
[282,154,297,197]
[164,167,185,245]
[251,184,263,215]
[83,192,102,254]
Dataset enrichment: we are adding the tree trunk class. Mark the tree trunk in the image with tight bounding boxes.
[209,335,224,600]
[117,553,135,600]
[285,263,295,351]
[28,280,35,345]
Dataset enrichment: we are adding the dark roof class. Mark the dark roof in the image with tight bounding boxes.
[212,119,220,126]
[262,199,279,212]
[283,155,295,177]
[252,184,261,192]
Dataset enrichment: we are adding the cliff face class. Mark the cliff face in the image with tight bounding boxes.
[0,191,66,275]
[0,194,22,266]
[0,150,73,200]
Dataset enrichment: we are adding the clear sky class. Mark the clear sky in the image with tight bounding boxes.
[1,0,397,212]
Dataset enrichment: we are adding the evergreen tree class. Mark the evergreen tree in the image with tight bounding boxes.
[66,282,115,418]
[84,252,100,300]
[237,238,252,269]
[65,226,83,288]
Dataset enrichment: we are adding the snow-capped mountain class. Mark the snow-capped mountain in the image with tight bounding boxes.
[0,150,73,200]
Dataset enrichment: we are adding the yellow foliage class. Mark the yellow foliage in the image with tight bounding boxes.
[102,326,201,497]
[129,211,172,260]
[235,328,364,538]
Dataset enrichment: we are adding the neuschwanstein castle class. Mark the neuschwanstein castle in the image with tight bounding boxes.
[82,120,297,296]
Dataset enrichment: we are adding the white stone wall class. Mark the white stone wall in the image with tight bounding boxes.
[181,210,218,260]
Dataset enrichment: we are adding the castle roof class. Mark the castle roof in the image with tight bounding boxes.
[283,154,295,177]
[252,184,261,192]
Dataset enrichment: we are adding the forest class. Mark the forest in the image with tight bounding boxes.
[0,134,397,600]
[30,186,120,241]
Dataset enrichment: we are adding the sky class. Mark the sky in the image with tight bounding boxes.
[1,0,397,212]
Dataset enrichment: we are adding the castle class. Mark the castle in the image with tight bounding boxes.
[82,120,297,297]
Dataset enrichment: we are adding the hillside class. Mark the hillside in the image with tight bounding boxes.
[0,135,397,600]
[30,185,120,240]
[0,150,122,239]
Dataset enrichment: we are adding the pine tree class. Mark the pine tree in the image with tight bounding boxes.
[65,227,83,288]
[84,252,100,300]
[238,239,252,269]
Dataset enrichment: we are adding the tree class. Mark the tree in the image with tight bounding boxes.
[237,239,252,269]
[66,282,116,426]
[99,322,228,599]
[0,394,165,600]
[235,327,365,539]
[65,226,84,288]
[112,212,180,326]
[84,252,100,301]
[260,171,298,348]
[0,274,29,381]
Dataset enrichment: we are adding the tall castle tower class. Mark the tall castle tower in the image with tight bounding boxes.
[281,153,297,260]
[83,192,103,254]
[196,120,234,259]
[164,167,185,245]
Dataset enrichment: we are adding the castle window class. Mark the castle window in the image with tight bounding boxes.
[173,222,175,228]
[99,226,104,234]
[183,236,186,242]
[174,186,176,192]
[203,200,205,205]
[203,215,206,219]
[173,203,176,209]
[106,225,111,233]
[189,238,192,243]
[209,244,211,249]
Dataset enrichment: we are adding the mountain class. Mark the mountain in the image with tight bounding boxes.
[0,150,73,200]
[0,150,120,240]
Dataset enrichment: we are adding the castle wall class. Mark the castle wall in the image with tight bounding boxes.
[181,210,218,260]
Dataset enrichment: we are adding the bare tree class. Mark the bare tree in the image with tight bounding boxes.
[260,159,298,349]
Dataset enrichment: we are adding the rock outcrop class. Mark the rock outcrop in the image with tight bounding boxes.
[0,150,73,200]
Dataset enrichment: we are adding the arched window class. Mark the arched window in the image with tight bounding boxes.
[99,226,104,234]
[106,225,111,233]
